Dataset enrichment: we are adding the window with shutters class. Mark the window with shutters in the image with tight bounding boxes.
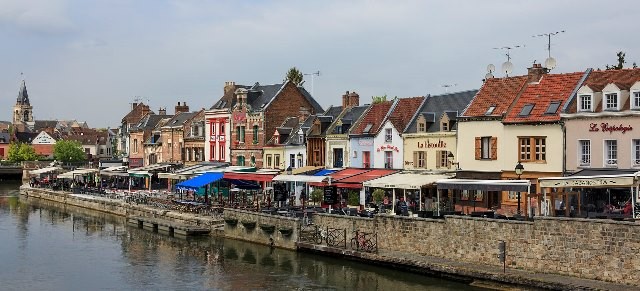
[475,136,497,160]
[436,150,449,168]
[413,151,426,168]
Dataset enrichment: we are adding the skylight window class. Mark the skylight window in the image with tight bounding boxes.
[519,104,534,116]
[363,123,373,133]
[485,106,496,115]
[545,101,561,114]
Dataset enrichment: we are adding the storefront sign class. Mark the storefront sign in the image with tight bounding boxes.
[377,144,399,152]
[417,139,447,148]
[357,139,373,146]
[540,176,634,188]
[589,122,633,134]
[323,185,337,204]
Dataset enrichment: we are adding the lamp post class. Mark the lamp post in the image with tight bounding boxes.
[447,152,459,170]
[515,161,525,216]
[286,166,293,206]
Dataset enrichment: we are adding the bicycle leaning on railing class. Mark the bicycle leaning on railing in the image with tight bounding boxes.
[350,230,378,253]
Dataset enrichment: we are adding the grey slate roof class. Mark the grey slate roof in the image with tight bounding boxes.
[0,132,10,143]
[404,89,477,133]
[17,80,30,104]
[162,112,197,128]
[132,114,172,131]
[210,82,323,114]
[33,120,58,131]
[328,104,369,135]
[15,132,38,143]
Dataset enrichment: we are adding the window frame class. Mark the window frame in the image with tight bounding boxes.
[418,122,426,132]
[384,128,392,142]
[578,139,591,167]
[266,154,272,168]
[481,137,491,159]
[604,139,618,167]
[604,92,619,111]
[632,139,640,167]
[362,151,371,168]
[252,125,259,144]
[384,151,393,169]
[518,136,546,162]
[579,94,592,112]
[632,91,640,110]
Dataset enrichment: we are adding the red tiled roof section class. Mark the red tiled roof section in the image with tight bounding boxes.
[388,97,424,132]
[504,72,584,123]
[463,76,528,117]
[584,68,640,90]
[351,101,393,135]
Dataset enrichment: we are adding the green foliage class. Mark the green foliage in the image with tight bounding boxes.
[7,142,38,162]
[54,140,86,163]
[347,190,360,206]
[371,94,387,104]
[311,188,323,205]
[284,67,304,86]
[606,51,626,70]
[372,188,385,204]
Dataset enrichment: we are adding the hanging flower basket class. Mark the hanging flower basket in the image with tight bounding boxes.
[224,218,238,226]
[278,227,293,236]
[241,220,256,229]
[259,224,276,234]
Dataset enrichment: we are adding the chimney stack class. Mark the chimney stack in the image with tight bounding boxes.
[175,101,190,114]
[527,63,548,83]
[342,91,360,108]
[131,102,138,110]
[224,81,236,95]
[158,107,166,115]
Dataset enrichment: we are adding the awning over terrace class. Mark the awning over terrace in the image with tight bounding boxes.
[272,175,329,183]
[539,174,637,188]
[100,166,129,177]
[313,169,339,176]
[29,167,63,175]
[364,172,454,189]
[333,169,397,189]
[57,168,99,179]
[175,172,224,190]
[436,179,531,192]
[223,170,279,183]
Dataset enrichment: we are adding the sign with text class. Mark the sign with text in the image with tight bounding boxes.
[274,183,288,201]
[589,122,633,134]
[323,185,338,204]
[417,138,447,148]
[540,176,634,188]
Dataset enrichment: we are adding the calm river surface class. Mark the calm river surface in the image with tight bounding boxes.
[0,182,486,291]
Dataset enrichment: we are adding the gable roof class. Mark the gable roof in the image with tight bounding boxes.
[405,90,477,133]
[131,114,172,131]
[503,72,585,123]
[0,132,10,143]
[15,131,39,143]
[64,132,109,145]
[387,96,425,133]
[122,103,153,124]
[350,101,393,136]
[564,68,640,114]
[307,105,344,137]
[33,120,59,131]
[162,112,197,129]
[326,104,370,135]
[211,82,323,114]
[462,76,528,118]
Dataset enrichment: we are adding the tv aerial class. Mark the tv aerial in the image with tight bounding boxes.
[533,30,564,70]
[493,45,524,77]
[303,70,321,96]
[441,83,458,93]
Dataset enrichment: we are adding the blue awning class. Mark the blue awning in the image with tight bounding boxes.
[314,169,339,176]
[176,172,224,190]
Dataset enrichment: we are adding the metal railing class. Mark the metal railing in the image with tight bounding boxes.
[298,223,378,254]
[350,230,378,253]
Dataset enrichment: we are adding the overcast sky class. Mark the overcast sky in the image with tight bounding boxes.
[2,0,639,128]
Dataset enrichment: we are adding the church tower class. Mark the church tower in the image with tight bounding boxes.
[13,78,33,125]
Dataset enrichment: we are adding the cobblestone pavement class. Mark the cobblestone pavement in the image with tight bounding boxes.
[376,250,640,291]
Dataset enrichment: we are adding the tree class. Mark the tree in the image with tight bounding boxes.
[54,140,86,163]
[7,142,38,163]
[606,51,626,70]
[372,94,387,104]
[284,67,304,86]
[311,188,323,206]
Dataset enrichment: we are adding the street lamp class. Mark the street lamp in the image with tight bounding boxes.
[447,152,459,170]
[515,161,525,216]
[286,166,293,175]
[286,166,293,206]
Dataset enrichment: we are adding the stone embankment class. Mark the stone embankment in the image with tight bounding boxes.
[223,209,300,250]
[301,213,640,290]
[22,187,223,232]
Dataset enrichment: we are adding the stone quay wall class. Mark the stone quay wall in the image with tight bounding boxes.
[313,214,640,286]
[223,209,299,250]
[22,188,223,230]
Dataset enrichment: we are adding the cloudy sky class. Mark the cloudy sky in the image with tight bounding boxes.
[1,0,639,127]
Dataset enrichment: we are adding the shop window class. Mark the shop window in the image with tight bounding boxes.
[578,140,590,167]
[519,137,546,162]
[605,140,617,167]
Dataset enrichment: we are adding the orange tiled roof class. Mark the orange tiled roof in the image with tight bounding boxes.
[463,76,528,117]
[388,96,424,132]
[503,72,584,123]
[351,101,393,135]
[565,68,640,113]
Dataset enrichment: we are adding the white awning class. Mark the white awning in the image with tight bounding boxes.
[364,172,455,189]
[272,174,328,183]
[128,163,174,172]
[437,179,531,192]
[57,168,98,179]
[29,167,63,175]
[539,174,637,188]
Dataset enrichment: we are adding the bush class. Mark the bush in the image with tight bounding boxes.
[347,191,360,206]
[311,188,323,205]
[372,189,385,204]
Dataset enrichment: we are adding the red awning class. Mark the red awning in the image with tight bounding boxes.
[334,169,398,188]
[223,172,277,182]
[308,168,370,187]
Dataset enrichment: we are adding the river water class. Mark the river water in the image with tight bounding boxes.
[0,182,486,291]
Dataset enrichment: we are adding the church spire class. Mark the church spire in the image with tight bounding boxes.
[17,76,30,105]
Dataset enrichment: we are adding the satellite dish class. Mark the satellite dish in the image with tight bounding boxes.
[485,73,494,80]
[487,64,496,73]
[502,61,513,75]
[544,57,557,70]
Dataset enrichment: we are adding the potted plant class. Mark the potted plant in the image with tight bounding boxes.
[311,188,323,206]
[347,190,360,207]
[372,189,385,206]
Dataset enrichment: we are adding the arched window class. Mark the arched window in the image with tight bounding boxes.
[23,110,29,121]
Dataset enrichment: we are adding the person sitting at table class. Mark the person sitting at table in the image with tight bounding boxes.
[623,200,632,216]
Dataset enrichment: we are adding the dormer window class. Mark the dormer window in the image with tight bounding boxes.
[579,94,592,112]
[298,134,303,144]
[632,91,640,110]
[442,122,448,131]
[604,93,619,111]
[418,122,426,132]
[485,106,496,115]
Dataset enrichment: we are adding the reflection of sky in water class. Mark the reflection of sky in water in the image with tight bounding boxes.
[0,185,485,291]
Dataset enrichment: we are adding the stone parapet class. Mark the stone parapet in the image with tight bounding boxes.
[223,209,299,250]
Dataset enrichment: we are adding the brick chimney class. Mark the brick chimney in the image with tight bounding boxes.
[224,81,236,95]
[527,63,548,83]
[175,102,190,114]
[131,102,138,110]
[158,107,166,115]
[342,91,360,108]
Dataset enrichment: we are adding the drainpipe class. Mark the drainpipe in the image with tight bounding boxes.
[561,121,566,176]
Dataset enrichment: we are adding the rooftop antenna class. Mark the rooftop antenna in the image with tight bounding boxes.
[303,70,321,96]
[485,64,496,80]
[441,84,457,93]
[533,30,564,70]
[493,45,524,77]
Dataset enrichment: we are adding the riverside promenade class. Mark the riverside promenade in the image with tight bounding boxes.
[20,186,640,290]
